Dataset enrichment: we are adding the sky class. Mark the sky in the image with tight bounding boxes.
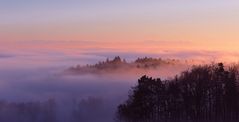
[1,0,239,61]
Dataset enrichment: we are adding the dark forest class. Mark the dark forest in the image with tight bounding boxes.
[117,63,239,122]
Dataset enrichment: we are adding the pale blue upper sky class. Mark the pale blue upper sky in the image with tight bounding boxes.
[1,0,239,49]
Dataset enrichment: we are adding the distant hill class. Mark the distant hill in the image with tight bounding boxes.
[65,56,188,75]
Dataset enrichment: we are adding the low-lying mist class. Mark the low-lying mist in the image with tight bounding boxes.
[0,56,191,122]
[1,42,227,122]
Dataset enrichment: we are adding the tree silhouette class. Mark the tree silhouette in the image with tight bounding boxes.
[117,63,239,122]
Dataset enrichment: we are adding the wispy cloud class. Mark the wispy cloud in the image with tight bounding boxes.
[0,53,14,58]
[1,40,239,64]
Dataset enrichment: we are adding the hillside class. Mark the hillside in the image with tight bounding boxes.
[66,56,187,75]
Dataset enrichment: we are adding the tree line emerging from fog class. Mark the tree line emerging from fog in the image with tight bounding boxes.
[0,97,106,122]
[117,63,239,122]
[0,99,56,122]
[68,56,183,74]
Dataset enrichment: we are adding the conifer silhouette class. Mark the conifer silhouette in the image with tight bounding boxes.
[117,63,239,122]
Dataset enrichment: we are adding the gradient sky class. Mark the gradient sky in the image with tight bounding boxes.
[1,0,239,53]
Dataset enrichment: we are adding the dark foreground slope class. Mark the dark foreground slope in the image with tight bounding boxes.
[117,63,239,122]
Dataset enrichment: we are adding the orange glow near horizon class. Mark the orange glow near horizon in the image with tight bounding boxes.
[1,1,239,62]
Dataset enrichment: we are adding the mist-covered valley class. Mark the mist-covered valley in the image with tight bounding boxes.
[1,41,239,122]
[0,53,192,122]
